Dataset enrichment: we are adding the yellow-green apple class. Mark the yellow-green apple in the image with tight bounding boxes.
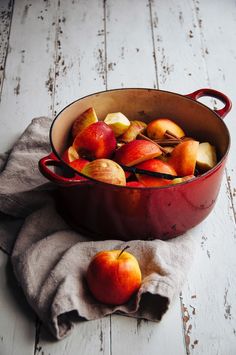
[114,139,162,167]
[168,140,199,176]
[171,175,195,185]
[69,158,89,181]
[136,159,177,187]
[120,120,147,143]
[147,118,185,139]
[126,181,145,187]
[61,146,79,163]
[196,142,217,172]
[86,247,142,305]
[72,107,98,138]
[73,121,116,160]
[81,158,126,186]
[104,112,130,137]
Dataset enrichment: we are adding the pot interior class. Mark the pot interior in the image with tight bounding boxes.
[51,89,230,162]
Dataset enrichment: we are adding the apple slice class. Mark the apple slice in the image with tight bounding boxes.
[168,140,199,176]
[81,159,126,186]
[196,142,217,172]
[73,121,117,160]
[62,146,79,163]
[72,107,98,138]
[171,175,195,185]
[120,120,147,143]
[114,140,162,167]
[104,112,130,137]
[147,118,185,140]
[135,159,177,187]
[69,158,89,180]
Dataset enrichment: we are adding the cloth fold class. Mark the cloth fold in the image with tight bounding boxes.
[0,117,196,339]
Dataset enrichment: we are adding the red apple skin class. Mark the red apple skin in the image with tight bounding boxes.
[69,158,89,181]
[73,122,117,160]
[114,140,162,167]
[147,118,185,139]
[168,140,199,176]
[86,249,142,305]
[136,159,177,187]
[61,146,79,163]
[126,181,145,187]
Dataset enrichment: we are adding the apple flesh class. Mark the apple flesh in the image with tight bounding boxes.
[68,158,89,181]
[62,146,79,163]
[147,118,185,140]
[136,159,177,187]
[86,248,142,305]
[114,139,162,167]
[73,121,117,160]
[120,120,147,143]
[81,158,126,186]
[104,112,130,137]
[171,175,195,185]
[168,140,199,176]
[72,107,98,138]
[196,142,217,172]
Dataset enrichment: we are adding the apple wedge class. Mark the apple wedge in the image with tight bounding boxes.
[168,140,199,176]
[136,159,177,187]
[81,159,126,186]
[147,118,185,140]
[69,158,89,181]
[196,142,217,172]
[171,175,195,185]
[120,120,147,143]
[104,112,130,137]
[72,107,98,138]
[114,139,162,167]
[62,146,79,163]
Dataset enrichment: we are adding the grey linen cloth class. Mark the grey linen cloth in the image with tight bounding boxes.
[0,117,196,339]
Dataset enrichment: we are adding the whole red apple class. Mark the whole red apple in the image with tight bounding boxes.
[73,121,117,160]
[86,247,142,305]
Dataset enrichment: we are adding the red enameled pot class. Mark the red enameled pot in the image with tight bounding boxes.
[39,88,232,240]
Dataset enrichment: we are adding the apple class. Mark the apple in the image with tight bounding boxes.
[61,146,79,163]
[135,159,177,187]
[126,181,145,187]
[81,158,126,186]
[104,112,130,137]
[120,120,147,143]
[73,121,117,160]
[72,107,98,138]
[196,142,217,172]
[86,247,142,305]
[147,118,185,140]
[171,175,195,185]
[168,140,199,176]
[114,139,162,167]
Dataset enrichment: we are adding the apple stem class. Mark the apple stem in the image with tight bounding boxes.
[118,245,130,258]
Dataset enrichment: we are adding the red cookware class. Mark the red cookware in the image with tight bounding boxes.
[39,88,231,240]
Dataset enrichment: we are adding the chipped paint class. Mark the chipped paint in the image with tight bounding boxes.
[14,76,20,95]
[224,288,232,320]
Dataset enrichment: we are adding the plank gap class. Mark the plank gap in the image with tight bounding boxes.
[148,0,159,89]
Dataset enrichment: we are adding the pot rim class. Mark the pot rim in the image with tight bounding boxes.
[49,87,231,190]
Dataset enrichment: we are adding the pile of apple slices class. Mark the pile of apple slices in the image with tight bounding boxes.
[62,107,217,187]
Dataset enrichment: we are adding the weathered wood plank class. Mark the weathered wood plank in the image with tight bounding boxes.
[0,251,35,355]
[35,1,111,353]
[0,0,58,153]
[53,0,108,116]
[0,0,13,95]
[106,1,186,353]
[151,0,236,354]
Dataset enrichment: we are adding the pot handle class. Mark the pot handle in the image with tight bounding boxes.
[185,88,232,118]
[38,152,88,186]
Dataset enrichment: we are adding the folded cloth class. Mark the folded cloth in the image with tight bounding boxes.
[0,117,196,339]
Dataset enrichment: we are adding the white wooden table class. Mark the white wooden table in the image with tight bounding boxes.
[0,1,236,354]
